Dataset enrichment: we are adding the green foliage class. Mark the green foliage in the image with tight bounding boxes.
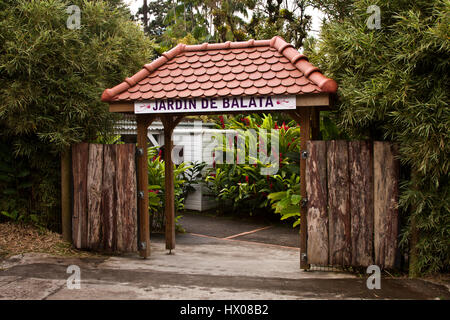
[205,114,303,224]
[138,0,315,48]
[92,134,124,145]
[306,0,450,274]
[146,146,202,232]
[248,0,312,48]
[0,0,155,229]
[0,141,40,225]
[267,174,301,227]
[179,161,208,196]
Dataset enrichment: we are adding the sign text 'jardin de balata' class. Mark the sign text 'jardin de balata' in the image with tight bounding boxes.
[134,95,296,114]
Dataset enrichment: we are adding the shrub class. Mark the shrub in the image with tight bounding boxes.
[0,0,155,230]
[147,146,204,232]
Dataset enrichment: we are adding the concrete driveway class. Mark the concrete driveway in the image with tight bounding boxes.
[0,213,448,300]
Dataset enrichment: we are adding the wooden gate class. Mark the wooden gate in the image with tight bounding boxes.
[72,143,138,252]
[306,141,399,269]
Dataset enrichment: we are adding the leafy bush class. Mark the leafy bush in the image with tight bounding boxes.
[205,114,302,224]
[146,146,204,232]
[0,0,154,229]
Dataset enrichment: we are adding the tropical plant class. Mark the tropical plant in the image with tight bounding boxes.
[205,114,298,218]
[147,146,203,232]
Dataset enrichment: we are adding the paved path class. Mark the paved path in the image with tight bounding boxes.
[0,213,448,300]
[179,212,300,247]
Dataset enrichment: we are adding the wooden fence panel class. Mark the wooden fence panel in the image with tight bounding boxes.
[306,141,329,265]
[306,140,399,269]
[374,142,399,268]
[327,141,351,266]
[349,141,374,266]
[87,144,103,250]
[72,143,89,249]
[72,143,137,253]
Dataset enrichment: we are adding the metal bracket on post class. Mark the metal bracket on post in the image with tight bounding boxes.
[301,197,308,208]
[136,147,144,156]
[301,150,309,159]
[301,253,307,262]
[138,191,144,199]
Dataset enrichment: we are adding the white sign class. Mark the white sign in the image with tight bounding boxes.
[134,95,296,114]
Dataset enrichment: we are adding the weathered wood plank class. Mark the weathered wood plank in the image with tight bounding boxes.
[72,143,89,249]
[115,144,138,252]
[306,140,328,265]
[101,144,116,252]
[87,144,103,250]
[61,150,72,242]
[124,144,138,252]
[349,141,374,267]
[327,140,351,266]
[374,142,399,269]
[115,145,124,252]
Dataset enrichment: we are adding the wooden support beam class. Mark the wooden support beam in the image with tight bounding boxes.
[136,114,156,258]
[162,115,176,252]
[287,107,312,270]
[298,107,311,270]
[311,107,321,140]
[296,94,330,107]
[109,103,134,113]
[108,93,332,115]
[173,115,185,127]
[61,149,72,242]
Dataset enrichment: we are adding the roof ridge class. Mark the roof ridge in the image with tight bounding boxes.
[101,37,337,102]
[270,36,338,93]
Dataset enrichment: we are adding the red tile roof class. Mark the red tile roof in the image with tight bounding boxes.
[101,36,337,102]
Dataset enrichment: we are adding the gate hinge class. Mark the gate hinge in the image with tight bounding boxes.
[301,253,307,261]
[301,150,309,159]
[136,147,144,156]
[138,191,145,199]
[301,197,308,208]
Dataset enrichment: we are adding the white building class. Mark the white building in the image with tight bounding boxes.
[114,115,218,211]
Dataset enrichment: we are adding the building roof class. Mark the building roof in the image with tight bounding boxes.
[101,36,337,103]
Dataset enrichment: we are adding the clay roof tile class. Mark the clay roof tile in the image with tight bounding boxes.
[101,36,337,102]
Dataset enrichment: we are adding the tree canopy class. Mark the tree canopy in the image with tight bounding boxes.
[136,0,316,52]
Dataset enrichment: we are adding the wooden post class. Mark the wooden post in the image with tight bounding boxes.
[287,108,311,270]
[409,168,420,278]
[162,116,175,252]
[311,108,321,140]
[298,107,311,270]
[137,115,155,258]
[61,149,71,242]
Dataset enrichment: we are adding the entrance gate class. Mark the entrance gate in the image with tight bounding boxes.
[306,141,399,269]
[63,36,396,270]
